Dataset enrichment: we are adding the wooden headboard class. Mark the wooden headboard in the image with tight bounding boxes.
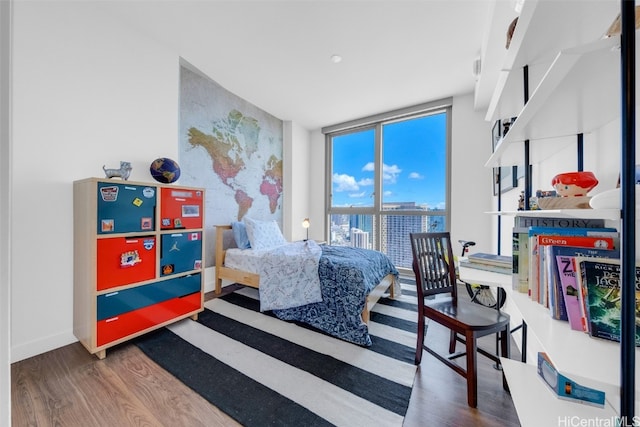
[214,224,260,294]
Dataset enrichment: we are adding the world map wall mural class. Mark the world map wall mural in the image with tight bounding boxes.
[179,64,283,267]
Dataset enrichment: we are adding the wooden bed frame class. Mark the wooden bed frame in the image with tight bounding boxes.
[214,224,395,323]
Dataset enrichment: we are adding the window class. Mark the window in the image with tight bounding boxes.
[324,100,451,272]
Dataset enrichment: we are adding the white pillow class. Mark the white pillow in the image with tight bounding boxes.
[243,217,287,250]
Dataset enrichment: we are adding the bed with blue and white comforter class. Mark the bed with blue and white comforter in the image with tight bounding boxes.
[224,241,399,346]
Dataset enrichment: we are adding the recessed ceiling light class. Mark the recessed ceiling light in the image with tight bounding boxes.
[330,54,343,64]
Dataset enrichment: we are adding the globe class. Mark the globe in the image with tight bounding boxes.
[150,157,181,183]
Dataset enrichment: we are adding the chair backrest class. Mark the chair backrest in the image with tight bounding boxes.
[410,232,458,301]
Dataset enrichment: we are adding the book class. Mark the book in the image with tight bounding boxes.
[459,259,512,275]
[537,352,605,407]
[574,257,640,345]
[515,217,607,229]
[536,234,617,308]
[467,252,512,268]
[511,216,607,295]
[511,226,529,293]
[527,227,617,304]
[553,247,619,328]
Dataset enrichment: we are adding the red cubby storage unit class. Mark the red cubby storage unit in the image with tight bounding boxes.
[96,236,157,291]
[160,187,204,230]
[73,178,205,359]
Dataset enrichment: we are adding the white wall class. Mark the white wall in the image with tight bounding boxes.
[11,1,181,361]
[309,130,326,240]
[10,1,309,363]
[283,121,311,242]
[1,0,12,423]
[450,93,495,253]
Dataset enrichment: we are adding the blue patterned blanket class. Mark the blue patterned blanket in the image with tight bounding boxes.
[272,245,399,346]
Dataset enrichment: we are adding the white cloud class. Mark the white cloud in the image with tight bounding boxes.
[409,172,423,179]
[360,162,402,183]
[358,178,374,186]
[332,173,359,192]
[349,191,367,198]
[383,163,402,183]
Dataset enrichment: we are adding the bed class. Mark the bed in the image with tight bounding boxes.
[214,223,399,346]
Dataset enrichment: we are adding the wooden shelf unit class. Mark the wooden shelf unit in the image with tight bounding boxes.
[73,177,205,359]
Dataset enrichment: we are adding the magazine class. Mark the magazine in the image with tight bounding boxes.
[467,252,512,268]
[459,259,511,275]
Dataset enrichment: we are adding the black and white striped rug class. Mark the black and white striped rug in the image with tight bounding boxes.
[135,282,418,427]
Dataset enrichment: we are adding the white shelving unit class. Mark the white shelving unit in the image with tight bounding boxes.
[487,33,640,168]
[501,358,620,427]
[459,266,640,423]
[486,0,620,124]
[486,208,620,221]
[479,0,637,423]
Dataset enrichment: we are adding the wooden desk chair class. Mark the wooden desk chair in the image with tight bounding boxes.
[410,231,511,408]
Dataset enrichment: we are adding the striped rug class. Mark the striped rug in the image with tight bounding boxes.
[135,281,419,427]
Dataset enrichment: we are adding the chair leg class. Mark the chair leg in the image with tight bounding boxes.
[449,330,457,354]
[465,331,478,408]
[500,325,511,391]
[415,315,425,365]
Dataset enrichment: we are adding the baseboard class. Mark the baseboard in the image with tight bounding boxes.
[11,330,77,363]
[12,266,219,363]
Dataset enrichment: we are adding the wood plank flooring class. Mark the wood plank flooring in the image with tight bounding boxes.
[12,284,521,426]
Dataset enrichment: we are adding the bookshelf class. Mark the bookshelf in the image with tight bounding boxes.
[459,266,640,423]
[479,0,637,422]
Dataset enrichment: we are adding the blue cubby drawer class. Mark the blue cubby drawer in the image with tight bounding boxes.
[160,232,202,276]
[97,273,201,320]
[97,182,157,234]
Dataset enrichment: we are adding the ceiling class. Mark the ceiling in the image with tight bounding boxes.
[100,0,511,131]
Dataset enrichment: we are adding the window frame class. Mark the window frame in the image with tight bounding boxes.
[322,99,452,273]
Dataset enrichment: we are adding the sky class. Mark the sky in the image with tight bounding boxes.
[331,112,447,209]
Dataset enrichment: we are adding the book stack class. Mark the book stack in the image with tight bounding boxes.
[510,216,618,297]
[507,215,640,347]
[459,252,512,275]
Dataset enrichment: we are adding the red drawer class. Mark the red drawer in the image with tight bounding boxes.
[160,187,203,230]
[96,292,202,346]
[97,236,157,291]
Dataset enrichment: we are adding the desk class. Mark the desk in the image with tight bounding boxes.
[459,264,528,362]
[459,264,511,288]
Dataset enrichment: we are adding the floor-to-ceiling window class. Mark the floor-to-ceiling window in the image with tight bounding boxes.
[323,99,451,273]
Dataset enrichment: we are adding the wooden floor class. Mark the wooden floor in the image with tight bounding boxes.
[12,285,522,427]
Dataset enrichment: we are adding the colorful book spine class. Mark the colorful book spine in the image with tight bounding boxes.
[574,257,640,345]
[553,247,619,329]
[511,217,607,295]
[528,228,617,303]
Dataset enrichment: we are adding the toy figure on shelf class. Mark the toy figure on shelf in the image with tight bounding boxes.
[103,161,132,180]
[517,191,525,210]
[551,171,599,197]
